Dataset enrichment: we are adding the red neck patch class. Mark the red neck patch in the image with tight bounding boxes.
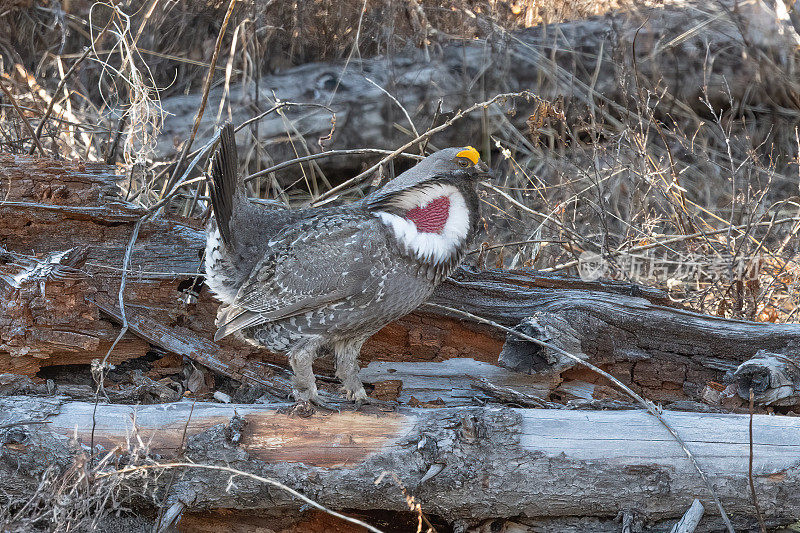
[405,196,450,234]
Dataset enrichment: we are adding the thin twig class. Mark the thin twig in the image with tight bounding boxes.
[154,399,196,532]
[90,217,142,466]
[131,0,161,46]
[244,149,424,184]
[364,76,423,152]
[630,16,690,234]
[421,99,443,154]
[325,0,368,106]
[102,218,141,368]
[97,462,386,533]
[31,47,90,152]
[312,91,538,205]
[236,101,333,133]
[164,101,334,181]
[481,181,590,247]
[544,216,800,273]
[147,134,220,214]
[374,470,438,532]
[749,388,767,533]
[155,102,335,203]
[0,76,46,156]
[31,14,111,153]
[467,239,563,255]
[423,302,736,533]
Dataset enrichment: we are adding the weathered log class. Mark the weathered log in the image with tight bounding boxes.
[1,396,798,531]
[152,0,800,181]
[433,268,800,404]
[0,371,181,403]
[4,154,800,407]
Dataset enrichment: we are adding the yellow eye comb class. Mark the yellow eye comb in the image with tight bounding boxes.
[456,146,480,165]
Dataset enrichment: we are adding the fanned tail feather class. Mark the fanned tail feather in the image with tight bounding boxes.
[208,123,239,249]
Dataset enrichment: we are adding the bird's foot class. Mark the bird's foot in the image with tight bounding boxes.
[286,400,316,417]
[310,395,339,413]
[287,388,340,416]
[286,398,339,416]
[344,386,369,403]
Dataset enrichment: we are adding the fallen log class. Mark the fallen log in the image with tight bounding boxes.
[1,396,798,531]
[3,154,800,407]
[152,0,800,182]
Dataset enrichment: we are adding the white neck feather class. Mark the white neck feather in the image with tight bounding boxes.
[375,183,470,265]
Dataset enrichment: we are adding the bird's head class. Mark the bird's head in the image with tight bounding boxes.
[366,146,488,269]
[366,146,488,207]
[402,145,490,180]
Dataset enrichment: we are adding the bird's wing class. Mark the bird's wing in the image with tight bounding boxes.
[213,213,385,341]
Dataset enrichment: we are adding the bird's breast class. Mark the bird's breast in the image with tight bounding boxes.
[375,188,470,266]
[405,195,450,233]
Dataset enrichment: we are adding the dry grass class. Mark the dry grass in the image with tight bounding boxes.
[1,0,630,73]
[0,0,633,167]
[0,432,158,532]
[0,428,396,532]
[2,0,800,326]
[482,79,800,322]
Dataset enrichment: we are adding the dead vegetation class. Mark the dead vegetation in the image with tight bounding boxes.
[3,0,800,531]
[1,0,632,75]
[3,0,800,322]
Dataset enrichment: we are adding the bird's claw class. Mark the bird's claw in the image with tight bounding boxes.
[285,389,340,416]
[286,400,316,417]
[285,398,339,416]
[345,388,370,410]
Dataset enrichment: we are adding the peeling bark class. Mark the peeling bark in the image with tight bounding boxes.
[3,155,800,407]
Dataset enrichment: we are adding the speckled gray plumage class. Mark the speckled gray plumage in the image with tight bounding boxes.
[204,123,486,405]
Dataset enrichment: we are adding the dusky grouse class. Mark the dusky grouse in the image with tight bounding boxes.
[205,124,488,409]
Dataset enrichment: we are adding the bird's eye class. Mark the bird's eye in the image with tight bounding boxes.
[457,158,472,168]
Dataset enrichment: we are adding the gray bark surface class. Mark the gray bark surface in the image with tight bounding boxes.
[734,350,800,406]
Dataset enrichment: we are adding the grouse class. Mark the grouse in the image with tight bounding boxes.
[205,124,488,408]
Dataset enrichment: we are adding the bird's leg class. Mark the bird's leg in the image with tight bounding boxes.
[288,338,321,405]
[333,339,368,404]
[286,338,338,414]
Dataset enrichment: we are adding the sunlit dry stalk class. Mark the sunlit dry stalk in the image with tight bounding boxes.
[88,1,164,167]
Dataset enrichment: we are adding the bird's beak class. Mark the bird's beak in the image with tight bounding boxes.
[474,159,492,181]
